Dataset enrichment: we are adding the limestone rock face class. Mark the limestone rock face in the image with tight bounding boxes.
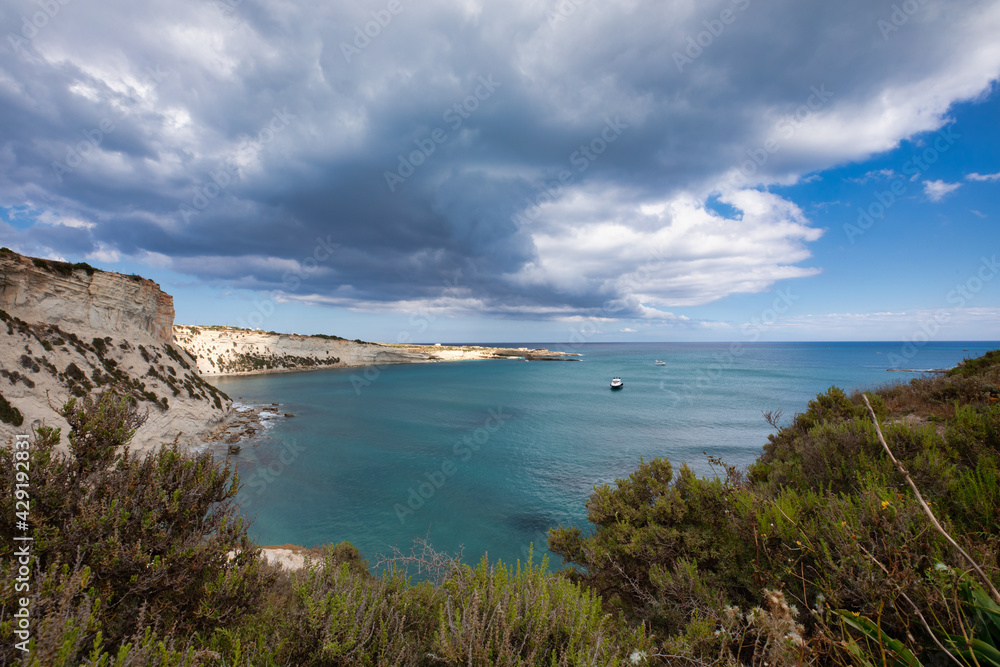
[174,325,431,375]
[0,252,230,452]
[174,325,578,376]
[0,254,174,344]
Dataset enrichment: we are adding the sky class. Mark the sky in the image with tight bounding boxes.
[1,0,999,343]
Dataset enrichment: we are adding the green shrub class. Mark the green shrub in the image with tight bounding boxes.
[948,349,1000,378]
[71,261,96,276]
[30,257,84,277]
[550,457,755,632]
[91,337,109,358]
[0,391,274,663]
[64,363,86,383]
[431,554,652,665]
[0,392,23,426]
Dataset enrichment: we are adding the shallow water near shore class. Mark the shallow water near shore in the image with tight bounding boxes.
[211,341,997,570]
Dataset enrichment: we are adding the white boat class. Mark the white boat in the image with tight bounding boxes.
[654,360,666,366]
[610,377,623,389]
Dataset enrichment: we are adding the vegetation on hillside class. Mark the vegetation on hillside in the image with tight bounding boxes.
[175,324,356,342]
[0,392,23,426]
[212,352,342,374]
[1,352,998,665]
[27,257,98,277]
[549,354,1000,665]
[0,307,229,413]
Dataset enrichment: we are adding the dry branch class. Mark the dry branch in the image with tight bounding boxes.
[861,393,1000,604]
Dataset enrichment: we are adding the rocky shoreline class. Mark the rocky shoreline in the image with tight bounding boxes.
[200,402,294,451]
[259,544,324,570]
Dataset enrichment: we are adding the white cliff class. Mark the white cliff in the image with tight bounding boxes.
[0,250,230,451]
[173,325,577,376]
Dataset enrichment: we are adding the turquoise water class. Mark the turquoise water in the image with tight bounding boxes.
[211,342,998,569]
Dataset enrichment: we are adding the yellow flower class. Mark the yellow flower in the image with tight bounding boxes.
[881,500,890,509]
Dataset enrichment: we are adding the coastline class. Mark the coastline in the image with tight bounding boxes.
[173,325,579,378]
[193,345,578,446]
[199,401,287,449]
[196,349,580,378]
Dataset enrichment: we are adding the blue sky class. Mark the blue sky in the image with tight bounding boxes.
[1,0,998,343]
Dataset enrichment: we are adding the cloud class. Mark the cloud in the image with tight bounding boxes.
[923,180,962,202]
[509,187,822,314]
[846,169,896,184]
[966,171,1000,181]
[0,0,999,321]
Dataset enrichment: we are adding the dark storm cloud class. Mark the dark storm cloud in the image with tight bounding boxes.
[1,0,998,318]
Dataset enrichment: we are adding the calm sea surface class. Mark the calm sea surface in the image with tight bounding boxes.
[210,342,998,569]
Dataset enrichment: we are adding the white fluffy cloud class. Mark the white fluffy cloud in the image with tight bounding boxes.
[966,171,1000,181]
[510,187,821,314]
[923,180,963,202]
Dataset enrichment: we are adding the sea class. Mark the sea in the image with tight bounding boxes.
[209,341,998,570]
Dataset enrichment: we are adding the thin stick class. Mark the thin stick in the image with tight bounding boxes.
[862,394,1000,604]
[858,544,966,667]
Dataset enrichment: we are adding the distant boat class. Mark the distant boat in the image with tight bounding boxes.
[654,360,666,366]
[610,377,623,390]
